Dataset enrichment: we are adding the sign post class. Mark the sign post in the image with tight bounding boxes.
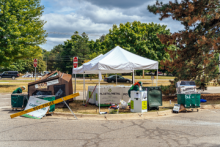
[73,57,78,100]
[151,76,154,86]
[33,59,37,81]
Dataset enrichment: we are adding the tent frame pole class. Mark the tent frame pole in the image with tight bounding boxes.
[99,71,100,114]
[74,74,76,94]
[133,70,135,84]
[157,67,158,86]
[116,73,117,85]
[83,73,85,104]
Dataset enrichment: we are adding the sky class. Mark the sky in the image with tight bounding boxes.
[40,0,184,51]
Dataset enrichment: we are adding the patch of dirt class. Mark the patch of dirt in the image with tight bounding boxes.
[55,100,171,114]
[55,100,131,114]
[163,96,176,101]
[200,94,220,100]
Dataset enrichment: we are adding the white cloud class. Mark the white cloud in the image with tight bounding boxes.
[40,0,185,50]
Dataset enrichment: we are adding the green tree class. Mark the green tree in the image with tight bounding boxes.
[1,50,46,73]
[0,60,26,73]
[148,0,220,82]
[45,45,64,71]
[23,57,46,74]
[55,31,90,73]
[103,21,172,62]
[0,0,47,67]
[89,37,106,59]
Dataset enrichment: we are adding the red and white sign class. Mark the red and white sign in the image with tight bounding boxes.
[33,59,37,67]
[73,57,78,68]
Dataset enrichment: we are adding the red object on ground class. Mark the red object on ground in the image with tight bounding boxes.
[134,82,140,87]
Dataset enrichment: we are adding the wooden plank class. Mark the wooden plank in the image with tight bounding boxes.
[10,93,79,119]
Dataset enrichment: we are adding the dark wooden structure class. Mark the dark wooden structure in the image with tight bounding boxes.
[28,71,73,107]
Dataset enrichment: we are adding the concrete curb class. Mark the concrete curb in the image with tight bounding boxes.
[52,110,173,120]
[51,104,220,120]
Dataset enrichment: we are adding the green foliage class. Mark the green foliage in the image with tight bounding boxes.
[0,56,46,73]
[47,21,175,74]
[45,44,64,71]
[89,35,106,59]
[0,0,47,67]
[48,32,90,74]
[161,84,176,96]
[148,0,220,82]
[103,21,172,62]
[20,57,46,73]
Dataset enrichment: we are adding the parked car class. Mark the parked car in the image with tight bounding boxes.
[104,75,131,83]
[158,71,163,75]
[0,71,19,80]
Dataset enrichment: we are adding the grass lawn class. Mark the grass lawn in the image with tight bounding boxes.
[0,78,171,93]
[0,82,29,93]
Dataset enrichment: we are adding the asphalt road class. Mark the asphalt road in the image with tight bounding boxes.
[1,94,220,147]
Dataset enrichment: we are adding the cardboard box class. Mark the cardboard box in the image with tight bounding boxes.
[28,71,73,108]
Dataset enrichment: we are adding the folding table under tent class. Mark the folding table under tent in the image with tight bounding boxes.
[72,46,159,114]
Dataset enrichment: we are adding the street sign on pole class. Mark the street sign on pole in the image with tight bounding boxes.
[33,59,37,81]
[73,57,78,100]
[33,59,37,67]
[73,57,78,68]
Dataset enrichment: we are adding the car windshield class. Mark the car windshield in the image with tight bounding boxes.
[108,75,115,78]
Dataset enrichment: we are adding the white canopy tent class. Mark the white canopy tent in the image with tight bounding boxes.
[73,46,159,113]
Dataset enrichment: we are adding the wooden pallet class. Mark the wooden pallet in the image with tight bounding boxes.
[179,105,199,112]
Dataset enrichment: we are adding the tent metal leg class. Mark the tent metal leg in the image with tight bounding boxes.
[157,68,158,86]
[99,80,100,113]
[74,74,76,100]
[83,74,85,104]
[75,74,76,93]
[116,73,117,85]
[133,70,134,84]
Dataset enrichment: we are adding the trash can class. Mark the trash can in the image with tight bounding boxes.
[11,94,28,110]
[177,93,200,108]
[35,95,55,112]
[142,86,162,110]
[130,91,147,113]
[177,94,191,108]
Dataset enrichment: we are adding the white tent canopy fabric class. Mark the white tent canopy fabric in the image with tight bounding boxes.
[73,46,158,74]
[73,54,103,74]
[72,46,159,114]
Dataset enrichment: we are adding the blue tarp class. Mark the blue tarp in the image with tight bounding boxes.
[200,99,207,103]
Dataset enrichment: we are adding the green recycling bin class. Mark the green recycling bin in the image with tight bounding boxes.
[177,93,200,108]
[35,95,55,112]
[142,86,162,110]
[191,94,201,108]
[11,94,28,108]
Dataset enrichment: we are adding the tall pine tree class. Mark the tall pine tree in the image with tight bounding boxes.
[148,0,220,82]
